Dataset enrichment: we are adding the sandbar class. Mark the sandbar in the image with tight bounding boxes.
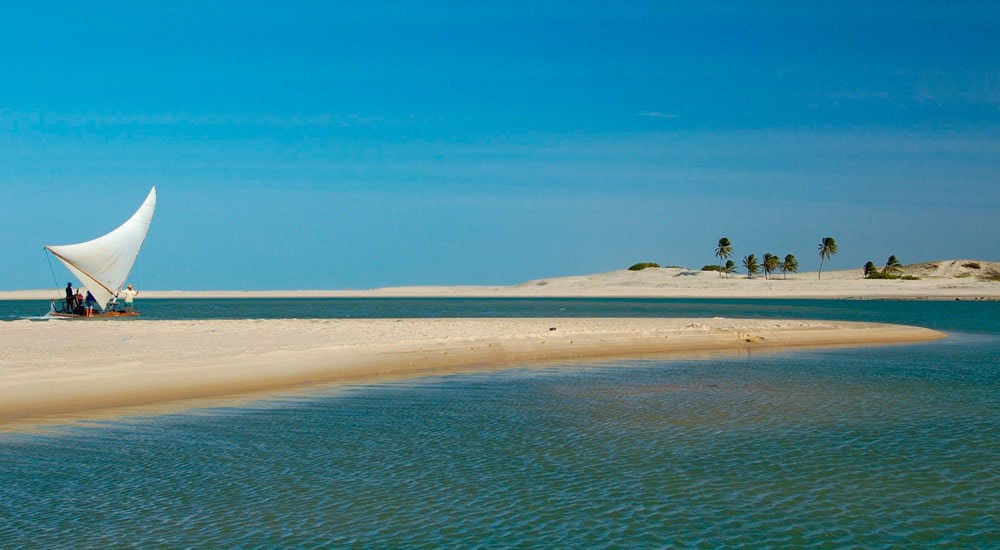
[0,317,945,425]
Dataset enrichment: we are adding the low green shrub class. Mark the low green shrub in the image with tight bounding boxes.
[865,271,901,280]
[701,265,722,272]
[628,262,660,271]
[963,262,981,269]
[868,272,920,280]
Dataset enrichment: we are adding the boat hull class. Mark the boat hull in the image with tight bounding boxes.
[47,300,140,319]
[48,311,141,319]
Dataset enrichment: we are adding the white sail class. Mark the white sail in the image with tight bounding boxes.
[45,187,157,310]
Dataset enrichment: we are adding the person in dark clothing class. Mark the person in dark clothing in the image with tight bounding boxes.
[65,282,76,312]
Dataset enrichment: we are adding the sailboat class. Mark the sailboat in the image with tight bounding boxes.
[45,187,157,318]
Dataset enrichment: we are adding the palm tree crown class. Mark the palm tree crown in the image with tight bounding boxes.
[762,253,780,280]
[743,254,759,279]
[715,238,733,277]
[781,254,798,279]
[723,259,736,278]
[884,255,902,274]
[818,237,838,279]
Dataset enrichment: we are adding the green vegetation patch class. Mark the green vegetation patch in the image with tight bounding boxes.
[865,271,902,280]
[979,270,1000,282]
[628,262,661,271]
[963,262,982,269]
[701,265,722,272]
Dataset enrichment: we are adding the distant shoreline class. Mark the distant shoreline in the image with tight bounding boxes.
[4,291,996,302]
[4,260,998,302]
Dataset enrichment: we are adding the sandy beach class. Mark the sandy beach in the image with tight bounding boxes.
[0,317,945,425]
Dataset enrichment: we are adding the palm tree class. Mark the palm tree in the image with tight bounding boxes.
[818,237,838,279]
[742,254,759,279]
[884,255,902,275]
[863,261,878,278]
[723,259,736,278]
[715,238,733,277]
[781,254,798,279]
[762,253,780,280]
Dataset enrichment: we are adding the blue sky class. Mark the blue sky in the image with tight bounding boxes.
[3,2,999,290]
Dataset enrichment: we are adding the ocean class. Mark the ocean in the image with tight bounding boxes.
[1,298,998,547]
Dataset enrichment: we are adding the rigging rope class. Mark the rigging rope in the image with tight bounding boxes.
[45,249,61,290]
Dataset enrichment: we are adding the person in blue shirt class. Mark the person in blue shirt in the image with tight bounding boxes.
[85,291,97,317]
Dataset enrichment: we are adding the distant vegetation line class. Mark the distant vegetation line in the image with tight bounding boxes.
[621,237,1000,283]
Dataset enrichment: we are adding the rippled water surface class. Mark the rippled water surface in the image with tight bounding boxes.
[1,299,998,546]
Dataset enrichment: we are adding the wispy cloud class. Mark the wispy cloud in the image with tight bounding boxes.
[0,109,414,133]
[637,111,680,119]
[825,90,890,101]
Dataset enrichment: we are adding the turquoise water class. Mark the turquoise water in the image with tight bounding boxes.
[1,299,998,547]
[2,296,997,334]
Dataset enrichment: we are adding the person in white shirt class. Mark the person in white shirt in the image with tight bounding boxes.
[122,284,138,313]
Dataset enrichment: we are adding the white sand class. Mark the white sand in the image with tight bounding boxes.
[0,317,945,425]
[4,259,996,301]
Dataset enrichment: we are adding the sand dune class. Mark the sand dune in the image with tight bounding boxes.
[160,259,1000,299]
[497,259,1000,299]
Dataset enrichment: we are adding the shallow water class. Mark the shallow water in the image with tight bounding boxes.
[3,296,998,333]
[1,299,998,546]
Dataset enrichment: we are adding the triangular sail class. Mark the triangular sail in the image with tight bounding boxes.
[45,187,157,310]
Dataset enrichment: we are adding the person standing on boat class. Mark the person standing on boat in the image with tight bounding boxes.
[122,284,138,313]
[74,289,84,314]
[65,282,75,312]
[85,291,97,317]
